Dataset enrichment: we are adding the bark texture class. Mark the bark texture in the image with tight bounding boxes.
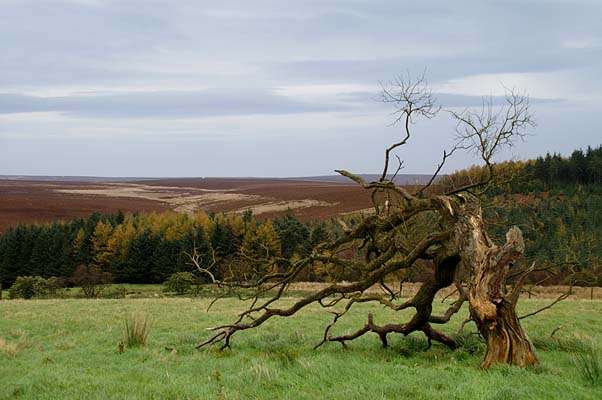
[477,300,537,368]
[453,197,538,367]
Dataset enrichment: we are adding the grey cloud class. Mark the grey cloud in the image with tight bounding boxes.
[268,46,602,86]
[338,91,564,108]
[3,0,601,89]
[1,0,601,176]
[0,89,341,118]
[0,88,562,120]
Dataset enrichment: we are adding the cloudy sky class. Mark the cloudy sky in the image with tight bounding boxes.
[1,0,601,177]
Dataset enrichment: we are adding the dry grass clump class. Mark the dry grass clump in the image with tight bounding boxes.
[0,335,27,358]
[122,313,151,348]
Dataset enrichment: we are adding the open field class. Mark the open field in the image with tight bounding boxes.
[0,180,167,234]
[0,177,375,233]
[1,295,600,399]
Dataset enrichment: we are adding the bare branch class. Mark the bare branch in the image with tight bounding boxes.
[519,287,572,320]
[446,89,534,195]
[379,71,440,182]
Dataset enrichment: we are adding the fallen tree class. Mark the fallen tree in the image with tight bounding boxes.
[194,73,568,368]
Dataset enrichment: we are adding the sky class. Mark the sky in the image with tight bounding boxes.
[1,0,601,177]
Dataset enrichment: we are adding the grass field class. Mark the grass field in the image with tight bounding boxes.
[1,295,601,399]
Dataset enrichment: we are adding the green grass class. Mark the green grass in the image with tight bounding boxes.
[0,295,601,399]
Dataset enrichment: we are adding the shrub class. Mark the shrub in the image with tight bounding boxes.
[45,276,67,296]
[163,272,197,295]
[70,265,112,298]
[8,276,49,299]
[102,285,128,299]
[123,313,151,348]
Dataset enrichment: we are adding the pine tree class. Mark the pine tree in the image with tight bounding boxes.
[120,230,158,283]
[273,215,311,258]
[91,221,114,268]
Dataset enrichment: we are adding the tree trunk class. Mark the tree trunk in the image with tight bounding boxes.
[472,299,537,368]
[453,198,538,368]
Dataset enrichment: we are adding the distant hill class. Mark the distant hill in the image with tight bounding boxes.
[291,174,437,185]
[0,175,142,182]
[0,174,438,185]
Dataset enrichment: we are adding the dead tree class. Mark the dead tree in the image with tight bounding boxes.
[194,73,561,368]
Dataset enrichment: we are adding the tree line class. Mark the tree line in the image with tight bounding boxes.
[526,145,602,187]
[0,210,334,287]
[1,145,600,288]
[444,144,602,285]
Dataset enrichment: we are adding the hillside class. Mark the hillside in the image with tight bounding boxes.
[0,146,600,287]
[446,145,602,285]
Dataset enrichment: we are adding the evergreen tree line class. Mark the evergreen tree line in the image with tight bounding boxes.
[442,145,602,193]
[485,185,602,284]
[0,210,331,287]
[525,145,602,188]
[444,144,602,284]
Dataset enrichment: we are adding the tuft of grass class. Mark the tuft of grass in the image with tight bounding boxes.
[488,387,521,400]
[532,335,589,353]
[388,334,430,357]
[250,359,277,380]
[123,313,151,348]
[0,335,27,358]
[271,348,300,367]
[454,331,484,355]
[403,335,428,352]
[573,344,601,386]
